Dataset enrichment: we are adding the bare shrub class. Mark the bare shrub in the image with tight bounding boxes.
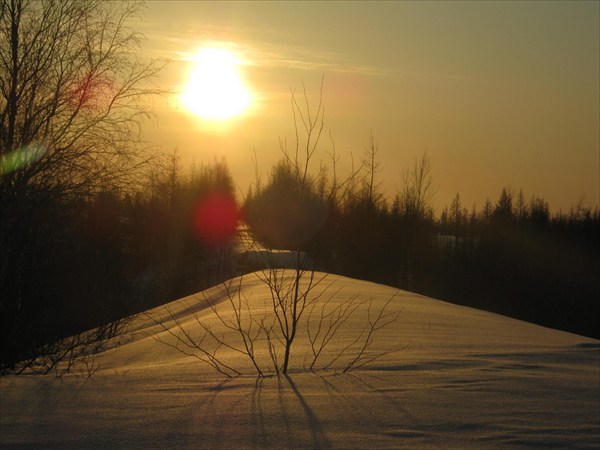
[304,291,401,373]
[149,80,401,377]
[149,266,400,377]
[10,316,134,378]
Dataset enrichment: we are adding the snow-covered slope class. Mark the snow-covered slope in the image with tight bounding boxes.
[1,272,598,448]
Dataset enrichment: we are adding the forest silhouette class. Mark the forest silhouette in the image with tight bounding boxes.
[2,147,598,373]
[1,0,598,373]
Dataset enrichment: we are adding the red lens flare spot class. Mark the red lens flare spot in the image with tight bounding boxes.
[192,192,239,245]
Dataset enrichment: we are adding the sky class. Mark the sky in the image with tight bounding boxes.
[136,1,599,213]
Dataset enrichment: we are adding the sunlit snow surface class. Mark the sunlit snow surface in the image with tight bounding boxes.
[1,272,598,448]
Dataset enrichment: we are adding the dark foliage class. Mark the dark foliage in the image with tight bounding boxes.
[298,185,599,339]
[244,159,327,250]
[244,129,598,340]
[1,159,238,373]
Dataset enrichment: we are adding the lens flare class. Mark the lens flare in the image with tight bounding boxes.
[192,192,240,245]
[0,144,45,175]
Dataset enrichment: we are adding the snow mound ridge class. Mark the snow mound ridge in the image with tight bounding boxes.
[1,272,598,448]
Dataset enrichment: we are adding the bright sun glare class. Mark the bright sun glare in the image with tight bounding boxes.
[181,48,252,121]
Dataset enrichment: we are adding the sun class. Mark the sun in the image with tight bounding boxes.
[181,48,252,121]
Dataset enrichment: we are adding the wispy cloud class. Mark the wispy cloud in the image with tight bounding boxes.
[138,21,387,78]
[242,41,388,77]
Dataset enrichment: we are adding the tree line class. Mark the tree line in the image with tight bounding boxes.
[1,0,597,374]
[1,151,240,373]
[300,181,598,339]
[240,94,598,341]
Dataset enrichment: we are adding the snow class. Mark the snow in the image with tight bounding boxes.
[1,272,599,448]
[238,249,315,272]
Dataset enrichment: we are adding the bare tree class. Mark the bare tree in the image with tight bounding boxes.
[398,151,436,222]
[149,268,400,377]
[281,75,325,189]
[396,151,436,289]
[304,290,400,373]
[0,0,161,194]
[449,192,468,227]
[253,261,327,374]
[494,186,514,221]
[0,0,162,372]
[149,81,401,377]
[361,130,383,212]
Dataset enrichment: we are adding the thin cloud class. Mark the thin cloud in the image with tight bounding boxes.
[138,22,387,78]
[242,42,387,76]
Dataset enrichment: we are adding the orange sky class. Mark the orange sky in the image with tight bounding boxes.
[135,1,599,213]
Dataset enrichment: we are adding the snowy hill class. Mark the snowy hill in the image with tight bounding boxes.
[1,272,599,448]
